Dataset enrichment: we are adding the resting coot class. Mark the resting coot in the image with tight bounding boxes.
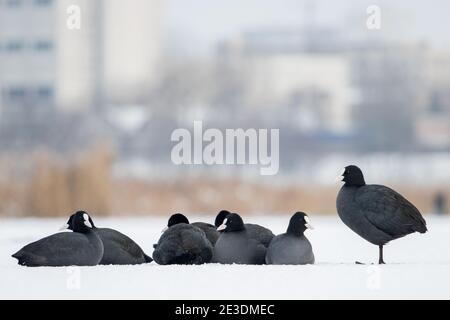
[153,214,213,265]
[213,213,267,265]
[163,213,219,245]
[63,211,152,265]
[336,165,427,264]
[265,212,315,265]
[12,211,103,267]
[214,210,274,247]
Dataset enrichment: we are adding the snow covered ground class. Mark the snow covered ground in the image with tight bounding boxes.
[1,215,449,300]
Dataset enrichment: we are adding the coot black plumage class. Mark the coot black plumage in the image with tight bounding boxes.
[12,212,103,267]
[214,210,274,247]
[213,213,267,265]
[266,212,315,265]
[153,214,213,265]
[336,165,427,264]
[64,212,152,265]
[164,213,219,245]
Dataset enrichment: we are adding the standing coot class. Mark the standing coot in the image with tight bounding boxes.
[213,213,267,265]
[336,165,427,264]
[63,211,152,265]
[12,211,104,267]
[214,210,274,247]
[153,214,213,265]
[266,212,315,265]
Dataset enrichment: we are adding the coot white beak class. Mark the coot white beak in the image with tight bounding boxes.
[83,213,93,228]
[305,223,314,230]
[304,216,314,230]
[217,218,227,231]
[217,224,226,231]
[161,226,168,233]
[336,168,345,182]
[59,223,69,231]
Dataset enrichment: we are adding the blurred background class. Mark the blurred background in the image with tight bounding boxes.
[0,0,449,217]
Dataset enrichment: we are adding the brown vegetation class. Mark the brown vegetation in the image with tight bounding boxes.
[0,148,448,217]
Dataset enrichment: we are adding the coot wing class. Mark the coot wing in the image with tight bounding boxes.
[177,225,212,264]
[98,228,145,258]
[356,185,427,237]
[179,225,210,251]
[250,239,267,265]
[245,224,274,247]
[192,222,220,245]
[17,232,93,262]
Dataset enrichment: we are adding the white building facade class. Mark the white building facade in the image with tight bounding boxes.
[0,0,163,115]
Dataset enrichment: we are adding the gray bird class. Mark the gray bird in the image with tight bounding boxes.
[153,214,213,265]
[336,165,427,264]
[163,213,220,245]
[63,211,152,265]
[265,212,315,265]
[214,210,274,247]
[213,213,267,265]
[12,211,104,267]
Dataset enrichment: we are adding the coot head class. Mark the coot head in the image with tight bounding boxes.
[215,210,231,228]
[61,210,96,231]
[168,213,190,226]
[68,211,95,233]
[217,213,245,232]
[287,212,314,236]
[338,165,366,187]
[162,213,190,233]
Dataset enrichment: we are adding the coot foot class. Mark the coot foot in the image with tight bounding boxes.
[378,245,386,264]
[355,261,375,265]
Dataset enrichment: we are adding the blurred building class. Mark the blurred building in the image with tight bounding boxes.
[0,0,59,116]
[216,28,356,135]
[349,43,429,151]
[216,27,450,152]
[415,50,450,149]
[0,0,163,116]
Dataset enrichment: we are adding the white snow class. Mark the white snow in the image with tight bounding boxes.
[1,215,450,299]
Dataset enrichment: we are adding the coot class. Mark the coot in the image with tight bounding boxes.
[64,211,152,265]
[213,213,267,265]
[265,212,315,265]
[214,210,274,247]
[153,215,213,265]
[164,213,219,245]
[336,165,427,264]
[12,212,103,267]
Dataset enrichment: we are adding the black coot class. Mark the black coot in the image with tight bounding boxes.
[153,214,213,265]
[215,210,274,247]
[336,165,427,264]
[213,213,267,265]
[265,212,315,265]
[164,213,219,245]
[63,211,152,265]
[12,211,103,267]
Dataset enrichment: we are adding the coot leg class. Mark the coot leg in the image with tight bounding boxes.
[378,245,385,264]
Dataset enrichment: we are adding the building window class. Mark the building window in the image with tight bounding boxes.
[34,40,53,51]
[36,86,53,99]
[5,40,24,52]
[7,87,26,100]
[34,0,53,6]
[5,0,22,7]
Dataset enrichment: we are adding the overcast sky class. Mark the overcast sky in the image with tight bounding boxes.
[165,0,450,57]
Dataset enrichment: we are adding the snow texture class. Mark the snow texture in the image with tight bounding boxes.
[1,215,449,299]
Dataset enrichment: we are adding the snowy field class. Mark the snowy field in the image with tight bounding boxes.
[1,214,450,300]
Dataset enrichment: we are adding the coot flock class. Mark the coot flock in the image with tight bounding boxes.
[12,165,427,266]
